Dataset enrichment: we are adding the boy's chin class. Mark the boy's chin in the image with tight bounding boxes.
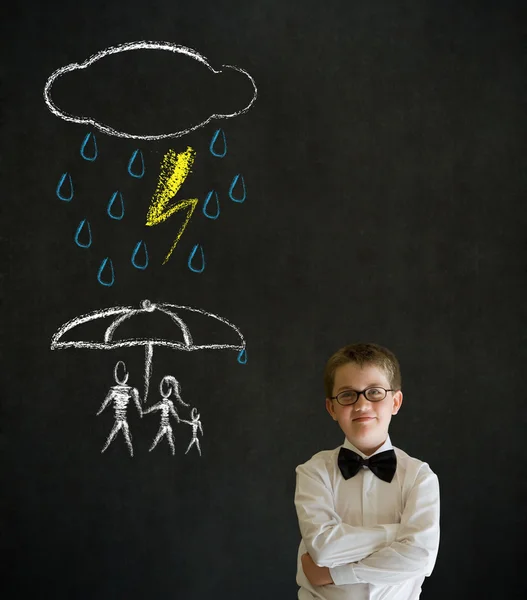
[345,425,384,444]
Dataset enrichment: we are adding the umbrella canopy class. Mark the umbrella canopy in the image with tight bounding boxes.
[51,299,247,400]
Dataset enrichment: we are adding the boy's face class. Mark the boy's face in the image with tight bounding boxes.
[325,362,403,456]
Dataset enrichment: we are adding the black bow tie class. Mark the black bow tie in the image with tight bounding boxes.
[338,447,397,483]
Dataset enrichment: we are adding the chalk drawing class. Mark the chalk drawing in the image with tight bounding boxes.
[180,407,203,456]
[97,257,115,286]
[203,190,220,220]
[145,147,198,264]
[80,132,98,161]
[48,42,256,276]
[50,299,247,403]
[107,191,125,220]
[128,149,145,178]
[96,360,142,456]
[229,174,246,203]
[143,376,189,455]
[131,240,149,270]
[56,172,74,202]
[43,41,258,140]
[188,244,206,273]
[74,219,92,248]
[210,128,227,158]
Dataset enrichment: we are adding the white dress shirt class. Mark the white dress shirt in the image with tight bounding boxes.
[294,435,440,600]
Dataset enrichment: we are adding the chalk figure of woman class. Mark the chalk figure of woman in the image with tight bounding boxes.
[97,360,142,457]
[180,407,203,456]
[144,376,189,455]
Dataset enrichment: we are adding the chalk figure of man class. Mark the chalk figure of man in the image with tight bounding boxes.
[144,376,189,455]
[97,360,142,457]
[180,407,203,456]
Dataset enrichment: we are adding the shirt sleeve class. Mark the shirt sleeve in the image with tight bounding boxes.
[295,462,399,568]
[329,467,440,586]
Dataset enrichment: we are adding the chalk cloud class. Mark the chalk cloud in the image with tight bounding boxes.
[43,41,258,140]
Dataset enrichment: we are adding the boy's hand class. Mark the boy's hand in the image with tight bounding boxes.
[301,553,334,586]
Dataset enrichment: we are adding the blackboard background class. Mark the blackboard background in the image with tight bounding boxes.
[2,1,526,598]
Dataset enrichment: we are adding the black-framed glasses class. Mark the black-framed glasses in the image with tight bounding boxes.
[331,387,393,406]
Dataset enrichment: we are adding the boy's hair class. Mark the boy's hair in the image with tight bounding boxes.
[324,343,402,398]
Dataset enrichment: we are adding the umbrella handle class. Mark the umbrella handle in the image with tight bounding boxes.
[144,344,154,403]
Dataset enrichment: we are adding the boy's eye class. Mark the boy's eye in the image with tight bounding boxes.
[366,388,383,398]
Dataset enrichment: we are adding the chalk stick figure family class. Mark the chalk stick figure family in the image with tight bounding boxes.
[97,360,203,457]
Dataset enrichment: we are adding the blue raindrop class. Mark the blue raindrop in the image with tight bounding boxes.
[188,244,205,273]
[131,240,149,270]
[209,128,227,158]
[237,348,247,364]
[97,257,115,287]
[203,190,220,220]
[107,191,125,220]
[56,172,74,202]
[80,132,98,161]
[229,174,246,203]
[74,219,92,248]
[128,149,145,178]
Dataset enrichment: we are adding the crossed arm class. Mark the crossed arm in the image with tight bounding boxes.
[295,464,440,587]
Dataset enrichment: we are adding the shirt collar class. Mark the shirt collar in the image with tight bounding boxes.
[343,434,393,459]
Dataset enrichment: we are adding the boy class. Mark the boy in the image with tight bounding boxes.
[294,343,440,600]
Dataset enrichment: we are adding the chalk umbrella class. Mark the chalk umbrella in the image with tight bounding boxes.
[50,299,247,401]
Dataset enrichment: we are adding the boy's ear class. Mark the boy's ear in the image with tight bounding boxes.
[326,398,338,420]
[392,390,403,415]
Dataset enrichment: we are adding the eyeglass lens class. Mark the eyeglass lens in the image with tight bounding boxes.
[336,387,387,404]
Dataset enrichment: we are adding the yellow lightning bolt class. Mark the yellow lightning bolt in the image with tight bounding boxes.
[146,147,198,264]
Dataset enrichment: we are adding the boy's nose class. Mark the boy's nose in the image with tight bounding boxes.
[353,393,371,410]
